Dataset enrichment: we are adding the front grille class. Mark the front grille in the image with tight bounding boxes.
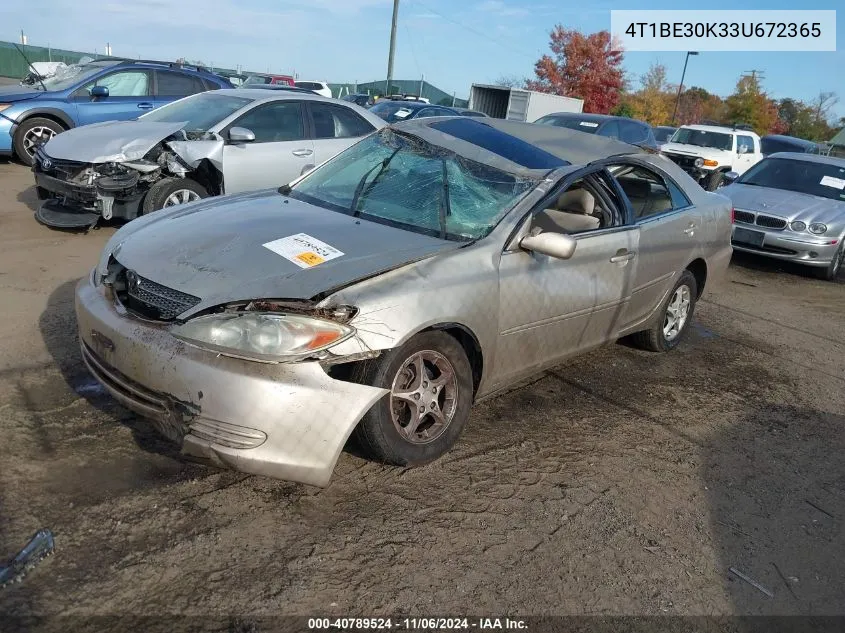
[109,259,201,321]
[755,214,787,230]
[663,152,698,169]
[35,148,88,181]
[733,209,755,224]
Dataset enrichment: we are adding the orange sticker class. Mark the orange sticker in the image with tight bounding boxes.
[295,252,325,266]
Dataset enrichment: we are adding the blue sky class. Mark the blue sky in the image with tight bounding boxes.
[1,0,843,116]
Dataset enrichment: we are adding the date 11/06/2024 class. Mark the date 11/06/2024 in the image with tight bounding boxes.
[308,617,528,630]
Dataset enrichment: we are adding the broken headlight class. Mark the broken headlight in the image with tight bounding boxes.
[171,313,354,363]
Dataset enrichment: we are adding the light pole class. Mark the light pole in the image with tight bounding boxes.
[671,51,698,125]
[385,0,400,96]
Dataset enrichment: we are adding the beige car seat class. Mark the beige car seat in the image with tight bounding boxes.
[533,188,601,234]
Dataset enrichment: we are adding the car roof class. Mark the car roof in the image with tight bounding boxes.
[766,151,845,166]
[391,116,641,176]
[681,124,759,136]
[540,112,617,123]
[762,134,817,146]
[373,100,430,109]
[224,88,339,103]
[654,125,677,130]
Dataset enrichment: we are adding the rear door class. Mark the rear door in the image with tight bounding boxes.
[306,101,378,167]
[220,100,315,193]
[608,160,703,327]
[71,69,153,125]
[153,70,208,108]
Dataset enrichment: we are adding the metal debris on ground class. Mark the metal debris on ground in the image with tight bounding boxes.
[729,566,774,598]
[0,529,55,588]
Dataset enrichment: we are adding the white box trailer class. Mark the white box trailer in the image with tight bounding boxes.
[469,84,583,122]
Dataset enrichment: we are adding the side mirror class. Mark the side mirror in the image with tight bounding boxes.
[520,232,577,260]
[228,126,256,143]
[722,171,740,185]
[90,85,109,98]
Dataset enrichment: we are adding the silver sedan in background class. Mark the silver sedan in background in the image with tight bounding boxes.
[32,90,386,229]
[722,152,845,280]
[75,118,732,486]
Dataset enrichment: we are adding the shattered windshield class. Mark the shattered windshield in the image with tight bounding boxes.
[139,92,253,132]
[39,64,104,91]
[290,129,536,241]
[670,128,733,151]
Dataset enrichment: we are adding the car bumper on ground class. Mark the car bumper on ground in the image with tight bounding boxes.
[731,224,840,267]
[75,275,388,487]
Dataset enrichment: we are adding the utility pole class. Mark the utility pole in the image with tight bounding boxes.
[671,51,698,125]
[742,70,765,82]
[385,0,399,96]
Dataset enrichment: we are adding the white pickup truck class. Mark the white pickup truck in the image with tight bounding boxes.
[660,124,763,191]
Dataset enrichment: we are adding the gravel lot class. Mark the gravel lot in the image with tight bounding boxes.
[0,156,842,623]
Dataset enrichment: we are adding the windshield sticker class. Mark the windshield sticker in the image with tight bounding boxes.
[394,109,412,119]
[819,175,845,190]
[262,233,344,269]
[579,121,600,128]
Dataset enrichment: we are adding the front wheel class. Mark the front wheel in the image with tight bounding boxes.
[352,331,474,466]
[631,270,698,352]
[141,177,208,214]
[14,117,66,167]
[703,170,725,191]
[813,242,844,281]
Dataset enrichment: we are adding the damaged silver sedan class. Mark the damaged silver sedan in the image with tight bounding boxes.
[32,89,385,229]
[76,117,732,486]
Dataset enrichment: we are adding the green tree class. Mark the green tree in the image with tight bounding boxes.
[724,74,783,135]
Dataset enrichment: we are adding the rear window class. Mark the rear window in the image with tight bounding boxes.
[761,137,815,155]
[369,101,420,123]
[243,75,271,85]
[296,82,322,90]
[431,118,568,170]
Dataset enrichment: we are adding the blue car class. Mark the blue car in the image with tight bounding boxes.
[0,59,233,165]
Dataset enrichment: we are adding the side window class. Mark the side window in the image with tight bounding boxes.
[667,180,691,209]
[599,120,621,139]
[611,164,676,220]
[156,71,206,96]
[530,169,625,235]
[619,121,647,144]
[230,101,305,143]
[737,135,755,154]
[415,108,437,118]
[310,103,375,139]
[80,71,150,97]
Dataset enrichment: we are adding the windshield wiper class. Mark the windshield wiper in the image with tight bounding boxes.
[350,148,400,217]
[14,43,47,92]
[439,158,451,240]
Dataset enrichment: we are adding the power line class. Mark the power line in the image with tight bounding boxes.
[403,20,423,76]
[408,0,537,60]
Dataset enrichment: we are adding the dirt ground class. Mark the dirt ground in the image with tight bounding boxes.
[0,156,842,625]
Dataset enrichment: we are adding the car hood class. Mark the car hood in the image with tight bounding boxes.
[107,190,462,315]
[722,183,845,224]
[0,84,44,103]
[42,119,189,163]
[661,143,734,159]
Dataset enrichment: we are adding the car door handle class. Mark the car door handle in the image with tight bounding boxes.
[292,149,313,157]
[137,102,154,110]
[610,249,636,263]
[683,223,697,236]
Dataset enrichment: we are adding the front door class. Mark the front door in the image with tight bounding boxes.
[307,101,378,169]
[71,70,153,125]
[492,168,639,389]
[221,100,315,193]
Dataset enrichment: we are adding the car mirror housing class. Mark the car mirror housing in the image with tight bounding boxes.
[90,85,109,98]
[229,127,256,143]
[520,232,577,260]
[722,171,740,185]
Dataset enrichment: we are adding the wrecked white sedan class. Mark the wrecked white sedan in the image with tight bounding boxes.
[76,118,732,486]
[32,89,385,229]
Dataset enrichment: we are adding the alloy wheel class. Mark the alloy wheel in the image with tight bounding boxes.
[23,126,57,158]
[163,189,201,207]
[390,350,458,444]
[663,284,692,341]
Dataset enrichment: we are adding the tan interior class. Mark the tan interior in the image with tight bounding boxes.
[533,188,601,234]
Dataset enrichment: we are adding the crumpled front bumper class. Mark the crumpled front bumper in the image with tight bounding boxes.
[75,275,388,487]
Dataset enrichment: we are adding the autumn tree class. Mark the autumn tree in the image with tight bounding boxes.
[778,93,841,141]
[627,63,673,125]
[526,27,624,114]
[493,74,526,89]
[724,74,784,135]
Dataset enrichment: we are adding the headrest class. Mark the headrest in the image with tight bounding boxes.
[556,189,595,216]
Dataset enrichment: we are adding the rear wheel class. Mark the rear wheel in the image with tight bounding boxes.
[141,177,208,214]
[631,270,698,352]
[13,117,66,167]
[352,331,473,466]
